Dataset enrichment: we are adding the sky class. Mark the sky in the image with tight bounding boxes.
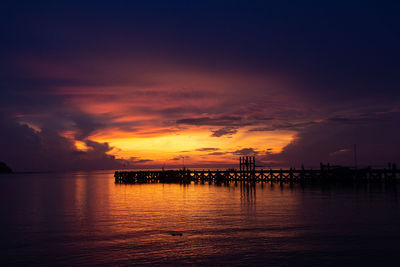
[1,0,399,171]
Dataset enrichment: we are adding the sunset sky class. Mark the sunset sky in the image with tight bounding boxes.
[1,1,399,171]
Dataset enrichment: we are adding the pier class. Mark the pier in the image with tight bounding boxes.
[115,158,399,184]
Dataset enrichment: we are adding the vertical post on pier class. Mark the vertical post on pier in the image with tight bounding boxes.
[249,156,252,176]
[242,156,245,177]
[247,156,250,178]
[239,157,242,172]
[249,156,252,172]
[250,156,253,175]
[354,144,358,169]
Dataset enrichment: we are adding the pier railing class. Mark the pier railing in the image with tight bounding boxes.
[115,167,400,184]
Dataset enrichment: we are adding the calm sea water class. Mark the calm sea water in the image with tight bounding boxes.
[1,171,399,266]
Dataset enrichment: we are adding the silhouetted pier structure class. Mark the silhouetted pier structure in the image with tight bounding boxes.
[240,156,255,172]
[115,161,399,184]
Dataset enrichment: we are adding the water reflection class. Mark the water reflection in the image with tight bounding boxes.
[0,172,400,265]
[240,182,256,205]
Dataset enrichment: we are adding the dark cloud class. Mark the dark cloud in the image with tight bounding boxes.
[195,148,220,152]
[1,1,399,108]
[177,116,278,130]
[167,90,218,100]
[129,157,153,164]
[0,114,129,171]
[265,111,400,167]
[70,114,105,139]
[210,127,238,137]
[176,116,244,126]
[232,148,258,156]
[249,121,317,132]
[130,103,206,118]
[325,115,380,124]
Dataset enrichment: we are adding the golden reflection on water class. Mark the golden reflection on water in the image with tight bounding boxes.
[74,174,86,220]
[102,175,303,245]
[2,171,400,265]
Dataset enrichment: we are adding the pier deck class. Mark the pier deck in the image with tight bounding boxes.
[115,167,400,184]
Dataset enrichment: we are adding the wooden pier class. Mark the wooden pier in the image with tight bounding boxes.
[115,163,399,184]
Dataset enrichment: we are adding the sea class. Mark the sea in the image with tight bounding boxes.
[1,170,399,266]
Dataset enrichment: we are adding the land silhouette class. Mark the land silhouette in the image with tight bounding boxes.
[0,162,12,173]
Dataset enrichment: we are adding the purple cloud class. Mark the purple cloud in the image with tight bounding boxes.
[211,127,238,137]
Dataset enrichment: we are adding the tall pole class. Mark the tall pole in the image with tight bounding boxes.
[354,144,358,169]
[249,156,251,172]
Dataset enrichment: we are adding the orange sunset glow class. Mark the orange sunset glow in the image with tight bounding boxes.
[91,127,295,164]
[39,67,303,168]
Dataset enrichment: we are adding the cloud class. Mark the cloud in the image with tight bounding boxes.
[211,127,238,137]
[249,121,317,132]
[0,114,129,171]
[264,111,400,167]
[232,148,258,156]
[195,147,220,151]
[71,114,105,139]
[176,116,244,126]
[129,157,153,164]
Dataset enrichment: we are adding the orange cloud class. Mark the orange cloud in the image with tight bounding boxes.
[15,56,306,167]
